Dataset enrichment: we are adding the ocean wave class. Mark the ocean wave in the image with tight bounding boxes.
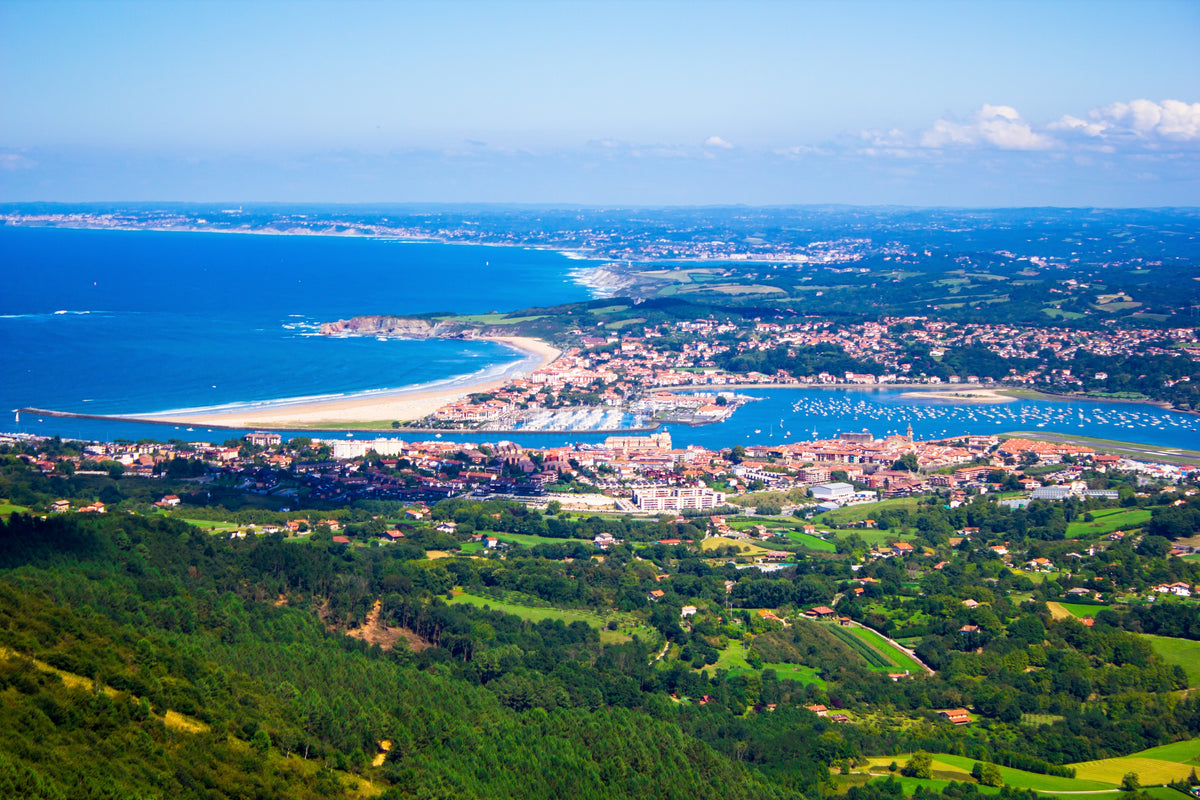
[0,310,100,319]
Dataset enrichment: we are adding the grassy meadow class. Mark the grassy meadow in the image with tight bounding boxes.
[446,590,655,644]
[1065,507,1153,538]
[1143,634,1200,687]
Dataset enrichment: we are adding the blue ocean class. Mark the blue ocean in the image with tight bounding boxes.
[3,224,1199,452]
[0,225,593,431]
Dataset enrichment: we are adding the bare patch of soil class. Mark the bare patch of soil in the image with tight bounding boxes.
[340,599,432,652]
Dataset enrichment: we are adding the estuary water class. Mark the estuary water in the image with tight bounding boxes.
[2,225,1198,452]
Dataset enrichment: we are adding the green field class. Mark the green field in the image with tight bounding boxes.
[825,622,926,674]
[1143,635,1200,687]
[488,531,593,548]
[0,500,31,517]
[837,775,1001,797]
[700,536,778,556]
[817,498,919,525]
[863,754,1118,793]
[1132,739,1200,764]
[1071,756,1195,785]
[1048,601,1111,619]
[779,529,837,552]
[177,516,244,534]
[759,661,824,685]
[700,646,826,686]
[446,591,654,644]
[834,528,921,547]
[701,643,753,675]
[935,754,1116,792]
[1066,507,1153,538]
[1066,736,1200,787]
[1021,713,1066,727]
[438,313,548,325]
[1140,788,1190,800]
[728,517,795,530]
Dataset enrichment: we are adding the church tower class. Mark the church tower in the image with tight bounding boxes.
[906,422,914,442]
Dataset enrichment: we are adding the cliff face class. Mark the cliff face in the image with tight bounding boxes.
[319,316,473,338]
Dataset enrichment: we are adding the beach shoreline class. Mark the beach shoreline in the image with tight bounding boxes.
[133,336,560,428]
[899,388,1016,403]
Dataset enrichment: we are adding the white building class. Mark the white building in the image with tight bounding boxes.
[327,438,407,460]
[246,432,282,447]
[632,485,726,513]
[811,482,855,502]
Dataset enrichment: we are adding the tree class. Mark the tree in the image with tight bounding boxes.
[1137,535,1172,558]
[901,752,932,779]
[99,460,124,479]
[980,764,1003,787]
[892,453,919,472]
[1121,773,1140,792]
[251,728,271,755]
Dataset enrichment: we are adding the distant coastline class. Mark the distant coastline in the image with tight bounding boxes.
[0,214,601,263]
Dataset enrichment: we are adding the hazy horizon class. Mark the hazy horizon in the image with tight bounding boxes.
[2,0,1197,206]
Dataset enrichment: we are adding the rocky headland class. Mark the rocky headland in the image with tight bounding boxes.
[319,316,478,339]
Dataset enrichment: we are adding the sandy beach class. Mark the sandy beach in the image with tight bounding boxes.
[900,388,1016,403]
[139,336,560,428]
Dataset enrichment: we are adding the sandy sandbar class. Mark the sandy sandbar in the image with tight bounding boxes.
[139,336,559,428]
[900,388,1016,403]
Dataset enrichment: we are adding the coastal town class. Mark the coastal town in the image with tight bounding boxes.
[9,419,1191,521]
[378,313,1200,432]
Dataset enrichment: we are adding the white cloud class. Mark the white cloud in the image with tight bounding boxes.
[775,143,833,157]
[0,153,35,170]
[858,128,910,148]
[631,145,691,159]
[1093,99,1200,141]
[1048,114,1109,138]
[921,104,1054,151]
[704,135,733,149]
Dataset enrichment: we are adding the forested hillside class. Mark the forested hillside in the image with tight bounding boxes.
[0,512,799,800]
[5,449,1200,799]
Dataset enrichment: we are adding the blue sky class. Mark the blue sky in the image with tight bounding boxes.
[2,0,1198,205]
